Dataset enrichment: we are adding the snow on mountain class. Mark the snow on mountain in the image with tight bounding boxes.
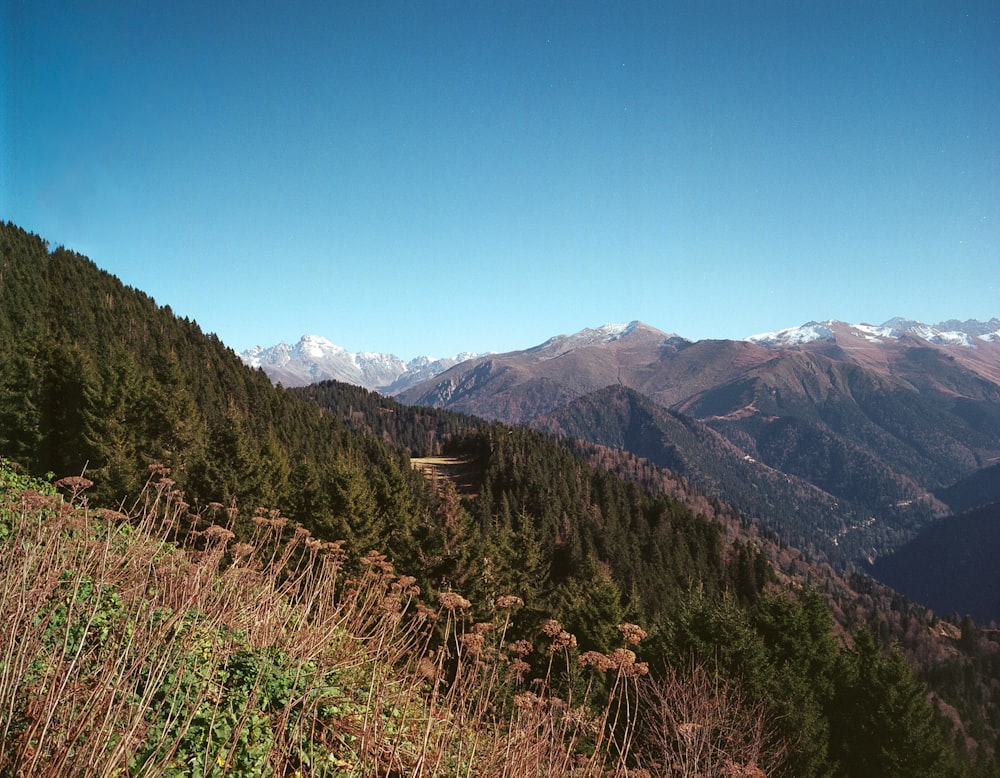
[748,318,1000,350]
[746,321,836,347]
[240,336,478,394]
[525,321,675,360]
[243,317,998,395]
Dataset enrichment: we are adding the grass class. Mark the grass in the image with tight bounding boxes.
[0,461,651,777]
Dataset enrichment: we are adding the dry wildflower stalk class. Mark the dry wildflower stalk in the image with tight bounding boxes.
[1,467,649,777]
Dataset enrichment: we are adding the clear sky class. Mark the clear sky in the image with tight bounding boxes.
[5,2,999,358]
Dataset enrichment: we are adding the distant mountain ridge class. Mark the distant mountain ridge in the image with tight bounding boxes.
[244,318,1000,393]
[747,317,1000,349]
[241,317,1000,563]
[394,316,1000,564]
[241,334,480,393]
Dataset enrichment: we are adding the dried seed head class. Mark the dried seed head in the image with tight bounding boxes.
[54,476,94,494]
[415,658,438,681]
[495,595,524,609]
[628,661,650,677]
[415,603,439,622]
[20,489,57,512]
[609,647,637,669]
[723,761,766,778]
[459,631,486,655]
[508,639,533,657]
[509,658,531,683]
[97,508,129,523]
[438,592,471,611]
[392,575,420,597]
[578,651,615,672]
[549,630,577,652]
[541,619,563,637]
[617,622,648,646]
[201,524,235,545]
[393,575,418,591]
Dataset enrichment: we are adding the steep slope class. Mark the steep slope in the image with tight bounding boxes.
[677,351,995,502]
[869,502,1000,623]
[399,320,1000,562]
[934,462,1000,515]
[533,386,853,558]
[0,222,435,565]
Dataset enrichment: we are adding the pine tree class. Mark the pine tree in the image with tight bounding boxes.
[829,628,957,777]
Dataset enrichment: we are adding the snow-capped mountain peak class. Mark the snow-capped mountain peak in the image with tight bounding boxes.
[240,335,478,394]
[746,321,836,347]
[526,321,675,360]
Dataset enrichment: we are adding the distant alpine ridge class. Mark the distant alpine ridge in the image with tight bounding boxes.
[747,317,1000,349]
[240,334,479,393]
[242,318,1000,393]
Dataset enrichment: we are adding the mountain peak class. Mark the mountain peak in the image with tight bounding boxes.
[526,320,677,357]
[746,321,837,347]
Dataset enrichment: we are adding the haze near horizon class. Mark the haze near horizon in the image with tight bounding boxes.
[5,2,998,359]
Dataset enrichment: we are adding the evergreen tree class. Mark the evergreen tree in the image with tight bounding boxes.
[829,628,958,777]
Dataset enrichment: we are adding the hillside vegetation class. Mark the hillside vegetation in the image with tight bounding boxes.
[0,460,656,776]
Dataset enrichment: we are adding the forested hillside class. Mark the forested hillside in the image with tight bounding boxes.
[0,222,441,566]
[300,376,1000,775]
[1,221,996,774]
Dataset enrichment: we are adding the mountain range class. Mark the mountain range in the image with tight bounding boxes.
[395,318,1000,564]
[243,317,1000,570]
[244,317,1000,392]
[241,334,480,393]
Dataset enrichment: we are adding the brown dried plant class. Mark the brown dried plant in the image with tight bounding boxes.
[0,464,651,776]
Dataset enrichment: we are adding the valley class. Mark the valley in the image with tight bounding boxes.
[249,318,1000,571]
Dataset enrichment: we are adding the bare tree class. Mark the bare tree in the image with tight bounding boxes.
[636,659,785,777]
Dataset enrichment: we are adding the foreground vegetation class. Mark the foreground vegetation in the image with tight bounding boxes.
[1,461,665,776]
[1,460,977,776]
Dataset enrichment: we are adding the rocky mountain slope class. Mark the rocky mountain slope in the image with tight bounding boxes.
[396,318,1000,563]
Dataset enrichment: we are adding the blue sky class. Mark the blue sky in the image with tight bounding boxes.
[5,2,998,358]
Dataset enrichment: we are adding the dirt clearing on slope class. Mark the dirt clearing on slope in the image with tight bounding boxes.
[410,456,479,497]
